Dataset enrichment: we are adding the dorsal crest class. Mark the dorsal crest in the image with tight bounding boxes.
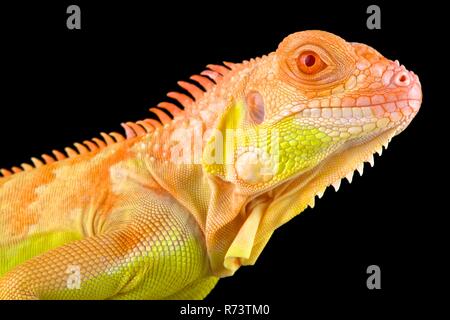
[0,63,235,178]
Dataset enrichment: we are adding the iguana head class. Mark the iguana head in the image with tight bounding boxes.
[201,30,422,275]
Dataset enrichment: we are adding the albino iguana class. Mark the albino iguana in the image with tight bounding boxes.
[0,30,422,299]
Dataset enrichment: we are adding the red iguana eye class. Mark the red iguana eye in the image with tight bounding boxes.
[296,51,327,74]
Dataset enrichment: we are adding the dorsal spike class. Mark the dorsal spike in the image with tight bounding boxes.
[74,143,89,154]
[100,132,115,145]
[109,132,125,142]
[207,64,230,76]
[190,75,214,90]
[31,157,44,167]
[149,108,172,124]
[1,168,13,177]
[126,122,146,137]
[41,154,55,164]
[143,118,162,128]
[92,137,106,148]
[223,61,236,69]
[21,163,34,171]
[156,102,183,117]
[177,81,204,100]
[121,123,136,139]
[83,140,98,151]
[11,167,22,173]
[166,92,194,109]
[65,147,78,158]
[136,120,155,133]
[52,150,66,160]
[200,70,222,81]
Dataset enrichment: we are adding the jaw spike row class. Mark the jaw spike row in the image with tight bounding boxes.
[306,197,316,209]
[345,172,354,184]
[317,189,325,199]
[367,155,375,167]
[376,146,383,156]
[332,179,341,192]
[357,163,364,176]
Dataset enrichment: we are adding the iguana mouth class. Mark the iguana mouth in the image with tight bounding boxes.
[250,90,421,208]
[258,126,399,229]
[297,98,421,124]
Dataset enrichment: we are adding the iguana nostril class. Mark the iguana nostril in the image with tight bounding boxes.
[394,71,411,87]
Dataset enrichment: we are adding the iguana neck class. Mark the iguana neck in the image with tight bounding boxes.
[139,58,268,276]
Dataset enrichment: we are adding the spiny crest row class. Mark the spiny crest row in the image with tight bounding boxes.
[0,63,235,178]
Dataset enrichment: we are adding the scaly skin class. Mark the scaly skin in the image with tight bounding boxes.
[0,30,422,299]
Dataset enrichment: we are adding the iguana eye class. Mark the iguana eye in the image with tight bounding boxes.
[296,51,327,74]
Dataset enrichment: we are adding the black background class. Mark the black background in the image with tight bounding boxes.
[0,0,445,316]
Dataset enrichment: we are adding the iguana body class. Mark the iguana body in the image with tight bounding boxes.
[0,31,421,299]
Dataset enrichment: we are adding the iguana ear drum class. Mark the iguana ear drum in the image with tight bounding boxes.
[245,90,265,124]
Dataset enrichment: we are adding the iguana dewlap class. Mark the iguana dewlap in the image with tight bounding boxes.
[0,30,422,299]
